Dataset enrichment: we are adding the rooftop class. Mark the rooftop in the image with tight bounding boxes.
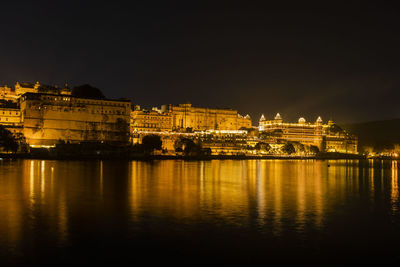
[20,92,131,102]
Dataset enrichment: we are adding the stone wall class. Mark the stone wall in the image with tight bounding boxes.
[20,93,131,146]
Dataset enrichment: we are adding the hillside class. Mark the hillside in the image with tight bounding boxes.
[343,119,400,151]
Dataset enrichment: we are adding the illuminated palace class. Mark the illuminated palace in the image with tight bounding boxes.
[130,102,251,133]
[1,82,131,147]
[161,102,251,131]
[0,82,48,139]
[20,93,131,146]
[0,81,357,154]
[0,103,22,138]
[258,113,358,154]
[130,106,172,133]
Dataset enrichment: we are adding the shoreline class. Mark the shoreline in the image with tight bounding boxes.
[0,152,366,161]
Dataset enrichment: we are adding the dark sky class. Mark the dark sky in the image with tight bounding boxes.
[1,1,399,123]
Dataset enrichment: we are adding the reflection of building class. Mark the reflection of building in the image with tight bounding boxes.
[130,106,172,132]
[258,113,358,153]
[162,103,251,131]
[20,92,131,146]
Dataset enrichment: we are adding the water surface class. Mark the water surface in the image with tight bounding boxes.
[0,159,399,264]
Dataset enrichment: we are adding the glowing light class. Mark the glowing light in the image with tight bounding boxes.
[30,145,56,148]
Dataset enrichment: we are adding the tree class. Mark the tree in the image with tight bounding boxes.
[174,137,201,156]
[0,126,19,153]
[292,141,305,153]
[259,131,271,140]
[141,135,162,154]
[174,138,184,152]
[201,147,212,156]
[183,139,199,155]
[255,142,271,151]
[241,127,259,137]
[282,142,296,155]
[309,145,320,154]
[72,84,105,99]
[329,124,344,135]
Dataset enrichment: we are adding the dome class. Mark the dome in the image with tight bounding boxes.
[260,114,266,121]
[316,116,323,123]
[298,117,306,123]
[274,113,282,120]
[244,114,251,119]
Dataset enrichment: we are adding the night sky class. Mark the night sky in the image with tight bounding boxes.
[1,1,399,123]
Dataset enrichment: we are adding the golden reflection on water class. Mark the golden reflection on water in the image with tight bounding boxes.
[369,159,375,199]
[99,160,103,197]
[1,159,400,251]
[0,160,72,249]
[128,160,379,234]
[129,160,253,222]
[392,161,399,212]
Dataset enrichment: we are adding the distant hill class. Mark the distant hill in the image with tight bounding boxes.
[342,119,400,151]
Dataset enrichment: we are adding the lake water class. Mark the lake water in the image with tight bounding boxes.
[0,159,399,265]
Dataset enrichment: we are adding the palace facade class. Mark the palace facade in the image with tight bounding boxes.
[323,120,358,153]
[0,104,23,138]
[1,82,71,103]
[0,80,358,154]
[161,103,251,131]
[130,106,172,133]
[258,113,358,153]
[0,85,18,102]
[20,92,131,146]
[259,113,324,149]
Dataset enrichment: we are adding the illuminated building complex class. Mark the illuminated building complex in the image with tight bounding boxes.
[129,103,251,133]
[160,103,251,131]
[1,82,130,147]
[130,106,172,133]
[259,113,324,149]
[1,82,71,103]
[20,93,131,146]
[323,120,358,154]
[0,85,18,102]
[0,81,357,154]
[0,104,23,138]
[258,113,358,154]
